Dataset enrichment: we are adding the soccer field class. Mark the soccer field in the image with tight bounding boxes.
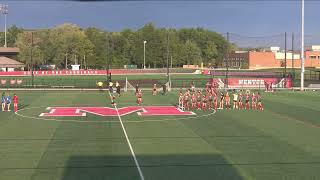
[0,90,320,180]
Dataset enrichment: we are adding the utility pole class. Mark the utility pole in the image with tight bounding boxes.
[0,4,8,47]
[225,32,229,89]
[143,41,147,69]
[30,32,34,88]
[106,34,110,83]
[166,30,170,84]
[292,33,294,81]
[284,32,287,77]
[301,0,305,91]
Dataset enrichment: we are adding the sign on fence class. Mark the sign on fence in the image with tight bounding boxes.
[210,78,292,88]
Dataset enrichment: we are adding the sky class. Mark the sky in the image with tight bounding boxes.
[1,0,320,47]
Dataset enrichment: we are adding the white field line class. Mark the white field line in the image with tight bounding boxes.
[108,91,145,180]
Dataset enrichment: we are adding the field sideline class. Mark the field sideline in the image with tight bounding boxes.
[0,90,319,180]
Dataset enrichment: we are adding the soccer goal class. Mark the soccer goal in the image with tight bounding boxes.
[124,77,136,92]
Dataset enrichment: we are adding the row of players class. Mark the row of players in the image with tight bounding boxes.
[132,84,264,111]
[1,92,19,112]
[178,89,264,111]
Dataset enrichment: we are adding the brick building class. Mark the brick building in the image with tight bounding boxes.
[224,46,320,69]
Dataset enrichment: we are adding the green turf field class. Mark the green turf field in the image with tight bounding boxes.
[0,90,320,180]
[0,74,210,88]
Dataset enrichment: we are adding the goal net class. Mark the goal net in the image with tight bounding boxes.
[124,77,136,92]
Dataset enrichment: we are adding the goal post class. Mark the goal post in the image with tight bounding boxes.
[125,77,135,92]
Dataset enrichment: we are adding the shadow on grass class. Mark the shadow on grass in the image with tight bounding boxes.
[58,154,245,180]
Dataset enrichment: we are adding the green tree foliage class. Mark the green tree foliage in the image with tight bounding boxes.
[13,23,231,69]
[0,25,24,47]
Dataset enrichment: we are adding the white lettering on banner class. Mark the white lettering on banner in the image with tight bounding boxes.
[239,79,265,85]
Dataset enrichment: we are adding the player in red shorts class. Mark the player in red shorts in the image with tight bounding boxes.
[183,91,190,110]
[152,84,157,96]
[251,92,257,110]
[245,90,250,110]
[191,93,196,109]
[202,94,207,110]
[213,92,218,110]
[238,91,243,109]
[257,92,264,110]
[178,91,184,108]
[13,94,18,112]
[208,93,213,110]
[196,90,202,110]
[136,90,142,106]
[225,92,230,110]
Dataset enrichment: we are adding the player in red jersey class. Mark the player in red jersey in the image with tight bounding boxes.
[257,92,264,110]
[245,90,250,110]
[136,90,142,106]
[238,91,243,109]
[183,91,190,110]
[208,93,213,110]
[205,83,210,94]
[202,94,207,110]
[213,92,218,110]
[13,94,18,112]
[225,92,231,110]
[196,90,202,110]
[251,92,257,110]
[152,84,157,95]
[178,91,184,108]
[191,93,196,109]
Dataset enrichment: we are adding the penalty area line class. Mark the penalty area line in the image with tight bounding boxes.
[108,91,145,180]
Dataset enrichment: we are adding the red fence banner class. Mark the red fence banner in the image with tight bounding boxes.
[0,69,168,76]
[10,79,16,85]
[17,79,23,84]
[210,78,292,89]
[0,79,6,85]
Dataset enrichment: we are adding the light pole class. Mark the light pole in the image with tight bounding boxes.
[0,4,8,47]
[301,0,305,91]
[143,40,147,69]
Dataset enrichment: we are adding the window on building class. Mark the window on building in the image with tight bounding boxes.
[309,55,317,59]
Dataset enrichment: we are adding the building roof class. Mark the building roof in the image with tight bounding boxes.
[0,56,24,68]
[0,47,19,53]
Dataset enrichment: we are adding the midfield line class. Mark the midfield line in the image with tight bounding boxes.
[108,91,145,180]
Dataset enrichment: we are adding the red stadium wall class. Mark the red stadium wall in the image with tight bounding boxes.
[0,69,167,76]
[210,78,292,88]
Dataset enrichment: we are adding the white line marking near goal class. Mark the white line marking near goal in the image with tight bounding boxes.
[108,91,145,180]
